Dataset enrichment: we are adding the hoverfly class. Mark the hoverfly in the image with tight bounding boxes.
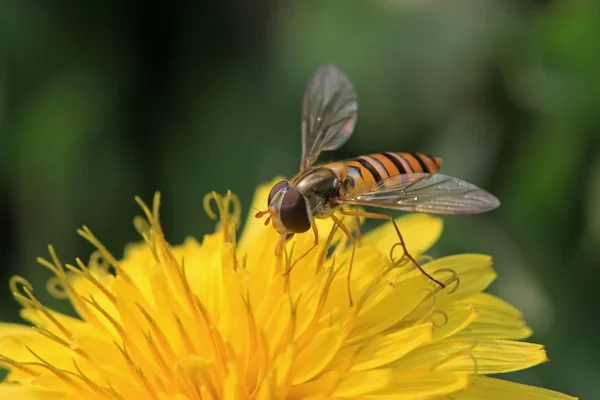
[256,65,500,305]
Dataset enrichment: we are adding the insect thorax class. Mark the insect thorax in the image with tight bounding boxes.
[291,167,341,219]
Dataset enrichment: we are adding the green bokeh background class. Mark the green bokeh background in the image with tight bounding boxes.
[0,0,597,397]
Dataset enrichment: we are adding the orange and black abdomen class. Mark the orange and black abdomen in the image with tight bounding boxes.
[343,152,442,191]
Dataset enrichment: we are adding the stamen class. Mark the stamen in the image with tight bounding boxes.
[71,358,113,398]
[284,242,295,275]
[296,259,341,346]
[175,315,197,355]
[83,296,127,340]
[134,195,156,229]
[89,250,111,274]
[133,215,151,236]
[433,268,460,294]
[46,276,69,300]
[353,264,395,313]
[142,330,173,381]
[151,192,165,234]
[203,191,242,244]
[105,380,124,400]
[10,281,73,340]
[32,326,89,361]
[431,310,449,328]
[315,259,339,318]
[25,347,87,394]
[37,247,101,327]
[133,216,159,261]
[316,222,339,275]
[0,354,40,377]
[389,243,410,267]
[9,276,34,309]
[286,293,299,347]
[48,245,65,275]
[77,226,133,285]
[73,260,115,303]
[241,292,258,355]
[135,303,177,362]
[172,257,207,329]
[204,192,221,220]
[114,342,158,400]
[193,296,229,380]
[57,262,110,326]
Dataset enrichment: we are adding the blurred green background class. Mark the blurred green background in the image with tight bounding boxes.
[0,0,598,397]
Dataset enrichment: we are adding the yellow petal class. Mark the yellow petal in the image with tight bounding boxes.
[0,383,66,399]
[349,276,433,343]
[119,241,158,300]
[173,355,218,400]
[368,371,468,399]
[455,376,578,400]
[351,323,433,371]
[70,332,131,374]
[293,325,347,384]
[0,322,36,337]
[20,307,101,338]
[333,369,392,397]
[393,338,547,374]
[456,293,532,340]
[430,304,479,342]
[361,214,443,256]
[260,293,293,360]
[397,254,496,304]
[0,324,74,373]
[270,345,295,391]
[288,370,340,400]
[158,394,192,400]
[224,362,242,400]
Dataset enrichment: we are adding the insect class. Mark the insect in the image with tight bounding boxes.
[255,65,500,305]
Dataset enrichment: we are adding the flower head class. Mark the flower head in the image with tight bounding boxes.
[0,178,576,399]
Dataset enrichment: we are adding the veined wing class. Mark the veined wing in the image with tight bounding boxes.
[301,65,358,171]
[338,173,500,215]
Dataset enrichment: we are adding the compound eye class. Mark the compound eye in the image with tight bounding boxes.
[280,189,311,233]
[267,181,288,206]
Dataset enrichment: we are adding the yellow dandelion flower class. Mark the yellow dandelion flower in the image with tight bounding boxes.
[0,178,577,400]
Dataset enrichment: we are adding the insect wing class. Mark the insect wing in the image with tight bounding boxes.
[301,65,358,171]
[339,173,500,215]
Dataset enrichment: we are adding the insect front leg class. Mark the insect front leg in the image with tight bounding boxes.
[340,210,445,289]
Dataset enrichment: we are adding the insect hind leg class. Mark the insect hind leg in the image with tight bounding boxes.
[340,210,445,289]
[353,205,363,246]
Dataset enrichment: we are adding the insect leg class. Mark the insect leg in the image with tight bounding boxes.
[340,210,445,289]
[330,214,357,307]
[283,222,319,276]
[354,206,363,246]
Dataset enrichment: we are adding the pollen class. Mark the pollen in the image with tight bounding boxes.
[0,178,577,400]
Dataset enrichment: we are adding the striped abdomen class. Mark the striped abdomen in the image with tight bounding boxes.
[339,152,443,194]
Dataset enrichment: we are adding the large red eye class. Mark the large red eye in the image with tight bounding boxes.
[267,181,288,206]
[280,189,311,233]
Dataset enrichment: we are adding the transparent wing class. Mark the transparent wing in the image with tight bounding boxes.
[301,65,358,171]
[338,173,500,215]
